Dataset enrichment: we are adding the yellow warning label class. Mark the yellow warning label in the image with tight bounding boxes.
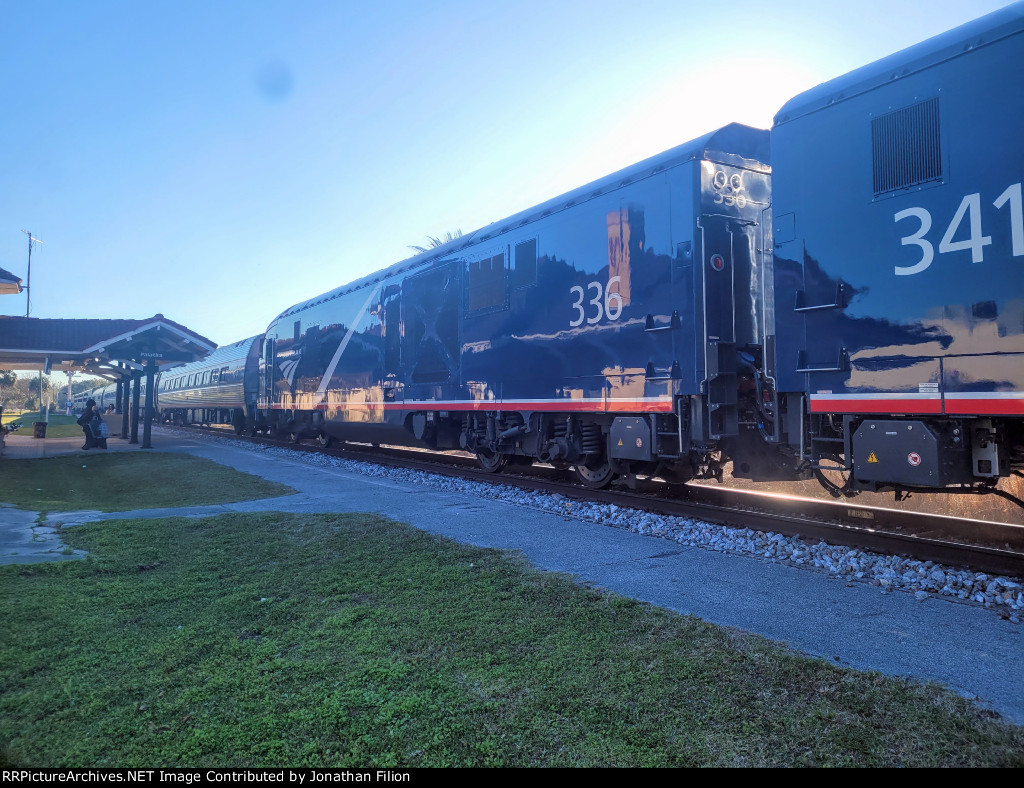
[617,439,623,446]
[867,452,879,463]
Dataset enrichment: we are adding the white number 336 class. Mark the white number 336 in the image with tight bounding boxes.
[570,277,623,326]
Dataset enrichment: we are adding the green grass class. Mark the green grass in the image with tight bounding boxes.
[0,453,294,512]
[5,413,84,438]
[1,511,1021,767]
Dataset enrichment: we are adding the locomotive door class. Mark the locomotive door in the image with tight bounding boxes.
[401,262,462,401]
[382,285,403,410]
[260,336,276,410]
[698,214,741,439]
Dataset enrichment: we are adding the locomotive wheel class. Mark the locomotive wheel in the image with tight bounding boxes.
[814,453,856,498]
[476,449,509,473]
[288,429,302,444]
[316,431,333,449]
[573,459,615,489]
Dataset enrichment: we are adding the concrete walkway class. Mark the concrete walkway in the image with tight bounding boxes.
[2,427,1023,724]
[0,431,150,563]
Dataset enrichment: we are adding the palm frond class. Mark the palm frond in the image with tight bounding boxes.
[409,229,463,254]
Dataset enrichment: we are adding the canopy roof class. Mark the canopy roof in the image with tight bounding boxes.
[0,314,217,380]
[0,267,23,296]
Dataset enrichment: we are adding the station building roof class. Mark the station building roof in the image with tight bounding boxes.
[0,314,217,380]
[0,267,23,296]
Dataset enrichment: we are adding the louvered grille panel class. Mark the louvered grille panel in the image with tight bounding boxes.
[872,98,942,194]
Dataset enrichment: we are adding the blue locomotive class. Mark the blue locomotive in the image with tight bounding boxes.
[255,123,771,487]
[102,3,1023,503]
[767,3,1024,499]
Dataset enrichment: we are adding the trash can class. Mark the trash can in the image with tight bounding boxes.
[33,421,47,439]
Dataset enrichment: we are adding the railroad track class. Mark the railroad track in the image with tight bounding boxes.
[173,424,1024,579]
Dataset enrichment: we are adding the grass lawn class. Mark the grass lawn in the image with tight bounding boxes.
[1,511,1021,768]
[4,413,82,438]
[0,453,294,512]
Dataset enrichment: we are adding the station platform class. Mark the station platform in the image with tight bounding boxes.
[1,430,163,459]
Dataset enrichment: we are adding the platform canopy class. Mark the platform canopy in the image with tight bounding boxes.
[0,267,23,296]
[0,313,217,380]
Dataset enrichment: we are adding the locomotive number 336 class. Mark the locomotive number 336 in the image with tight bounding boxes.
[569,276,624,327]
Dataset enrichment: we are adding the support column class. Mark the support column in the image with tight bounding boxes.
[142,360,156,449]
[130,369,141,444]
[115,380,123,414]
[120,375,130,439]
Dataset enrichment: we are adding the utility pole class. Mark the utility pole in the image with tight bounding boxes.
[20,230,42,317]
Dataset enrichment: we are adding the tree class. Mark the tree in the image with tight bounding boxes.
[408,229,463,255]
[0,370,15,406]
[28,376,50,397]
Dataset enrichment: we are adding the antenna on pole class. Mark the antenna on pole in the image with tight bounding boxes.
[20,230,42,317]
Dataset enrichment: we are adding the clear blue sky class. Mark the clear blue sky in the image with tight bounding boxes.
[0,0,1011,348]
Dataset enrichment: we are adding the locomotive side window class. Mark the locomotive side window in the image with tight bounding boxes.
[511,239,537,289]
[465,251,507,313]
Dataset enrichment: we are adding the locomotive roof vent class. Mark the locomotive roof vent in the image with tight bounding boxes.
[871,97,942,195]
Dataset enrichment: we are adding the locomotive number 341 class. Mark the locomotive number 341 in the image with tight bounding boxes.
[570,276,623,327]
[894,182,1023,275]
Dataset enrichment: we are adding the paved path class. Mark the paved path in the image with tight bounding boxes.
[2,428,1023,724]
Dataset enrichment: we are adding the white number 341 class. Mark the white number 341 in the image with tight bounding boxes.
[894,183,1023,275]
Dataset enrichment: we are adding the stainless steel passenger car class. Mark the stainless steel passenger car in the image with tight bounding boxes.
[157,335,261,432]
